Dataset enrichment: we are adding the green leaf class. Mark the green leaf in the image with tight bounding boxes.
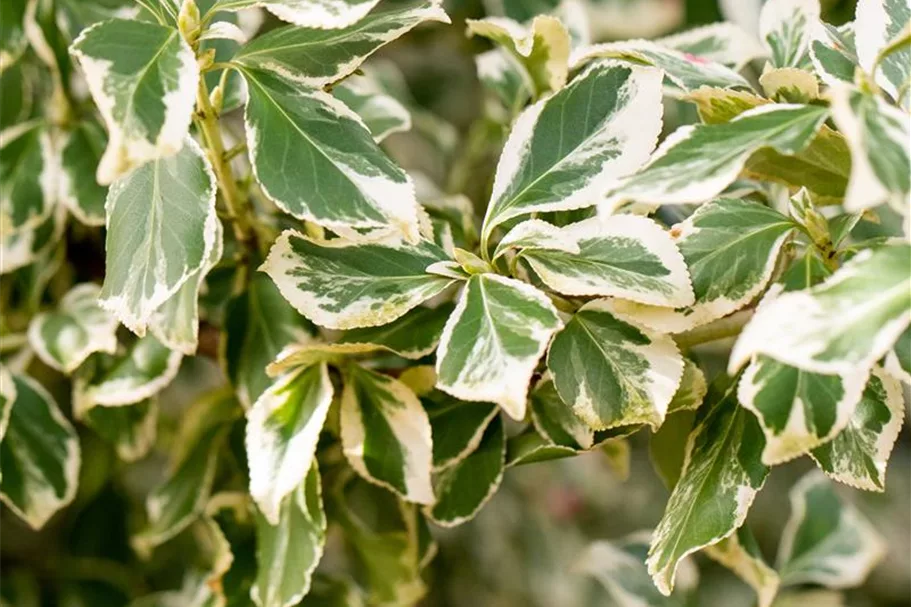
[886,325,911,383]
[604,104,830,209]
[608,199,795,333]
[759,67,820,103]
[647,389,769,595]
[809,22,858,86]
[0,203,65,276]
[232,0,448,88]
[0,61,33,134]
[759,0,819,68]
[99,137,218,335]
[261,230,453,330]
[657,22,765,69]
[855,0,911,106]
[223,272,312,408]
[519,215,694,308]
[247,363,333,524]
[0,0,27,69]
[423,391,498,470]
[0,122,56,235]
[810,367,904,492]
[81,398,158,462]
[59,120,107,226]
[341,366,434,504]
[333,76,411,143]
[133,390,239,554]
[776,472,886,589]
[466,15,570,94]
[577,533,692,607]
[215,0,383,29]
[730,243,911,377]
[492,218,579,261]
[70,18,198,184]
[570,39,752,94]
[0,375,80,529]
[648,409,696,489]
[830,85,910,213]
[505,430,578,466]
[0,366,15,442]
[426,415,505,526]
[547,301,683,430]
[705,526,780,607]
[337,303,454,360]
[78,335,182,407]
[28,283,118,374]
[436,273,562,420]
[530,376,593,450]
[481,60,663,241]
[667,359,707,414]
[475,49,534,118]
[240,70,421,241]
[252,464,326,607]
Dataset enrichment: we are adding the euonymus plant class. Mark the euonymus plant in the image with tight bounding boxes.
[1,0,909,605]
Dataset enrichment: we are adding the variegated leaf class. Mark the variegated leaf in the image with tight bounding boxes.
[81,398,158,462]
[657,22,766,69]
[667,359,708,414]
[519,215,694,308]
[70,18,198,184]
[529,376,593,450]
[505,430,578,467]
[603,104,829,209]
[262,230,453,330]
[830,85,910,212]
[776,472,886,588]
[423,390,498,470]
[705,526,780,607]
[28,283,118,374]
[886,326,911,383]
[214,0,382,30]
[475,48,534,118]
[341,366,434,504]
[492,219,579,261]
[337,303,454,360]
[608,199,795,334]
[466,15,570,94]
[481,60,663,244]
[809,21,858,86]
[267,342,380,377]
[810,367,904,492]
[247,363,333,524]
[0,203,65,276]
[0,366,15,442]
[547,301,683,430]
[223,272,313,409]
[80,335,182,407]
[232,0,448,88]
[0,375,80,529]
[759,0,819,68]
[730,244,911,377]
[759,67,820,103]
[647,389,769,595]
[570,40,751,94]
[334,76,411,143]
[58,120,107,226]
[0,122,56,236]
[426,415,505,527]
[240,69,421,241]
[252,464,326,607]
[435,273,562,420]
[99,137,218,336]
[855,0,911,106]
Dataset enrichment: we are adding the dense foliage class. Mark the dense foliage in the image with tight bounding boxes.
[1,0,909,605]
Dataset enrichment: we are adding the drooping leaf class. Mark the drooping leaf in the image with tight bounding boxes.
[240,69,421,241]
[647,389,769,595]
[656,22,766,69]
[667,359,707,414]
[705,526,780,607]
[603,104,829,209]
[810,367,904,492]
[247,363,334,524]
[223,271,313,408]
[58,120,107,226]
[337,303,454,359]
[80,335,183,407]
[426,415,505,527]
[809,21,858,86]
[435,273,562,420]
[0,375,80,529]
[518,215,694,308]
[481,60,663,245]
[776,472,886,589]
[252,464,326,607]
[261,230,453,330]
[466,15,570,94]
[81,398,158,462]
[505,430,579,467]
[423,391,498,470]
[70,18,198,183]
[759,0,819,68]
[333,76,411,143]
[855,0,911,106]
[608,198,796,333]
[99,137,218,336]
[214,0,383,30]
[830,85,910,212]
[730,243,911,377]
[547,301,683,430]
[341,366,434,504]
[28,283,118,374]
[0,122,56,235]
[232,0,448,88]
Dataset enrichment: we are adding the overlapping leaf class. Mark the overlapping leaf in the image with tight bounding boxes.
[423,390,498,470]
[0,122,56,235]
[759,0,819,68]
[855,0,911,107]
[337,303,454,359]
[59,120,107,226]
[215,0,382,30]
[81,398,158,462]
[78,335,182,407]
[809,21,858,86]
[334,76,411,143]
[705,526,780,607]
